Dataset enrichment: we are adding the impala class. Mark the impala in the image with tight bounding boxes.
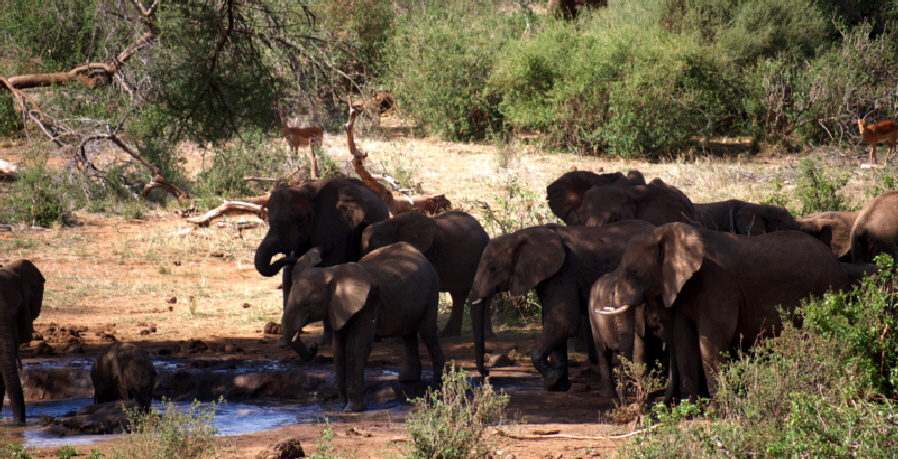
[858,118,898,164]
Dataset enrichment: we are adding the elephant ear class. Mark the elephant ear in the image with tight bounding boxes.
[328,265,376,331]
[546,171,626,224]
[657,223,704,308]
[394,211,437,252]
[798,217,852,258]
[509,228,565,296]
[9,260,44,345]
[311,179,375,251]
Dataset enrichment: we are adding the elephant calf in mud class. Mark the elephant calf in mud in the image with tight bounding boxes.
[281,242,445,412]
[91,342,157,413]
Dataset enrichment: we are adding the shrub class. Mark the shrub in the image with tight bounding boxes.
[110,398,229,459]
[0,445,32,459]
[793,156,850,214]
[55,445,80,459]
[3,160,73,227]
[405,364,513,459]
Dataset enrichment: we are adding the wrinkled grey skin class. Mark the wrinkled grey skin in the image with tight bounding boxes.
[91,342,157,413]
[361,210,489,337]
[588,272,666,398]
[282,242,445,412]
[468,220,656,391]
[254,179,389,347]
[851,191,898,263]
[0,260,44,425]
[797,211,858,260]
[596,223,849,404]
[549,172,693,228]
[693,200,798,235]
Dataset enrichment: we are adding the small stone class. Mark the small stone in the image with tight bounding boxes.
[255,436,305,459]
[35,342,54,355]
[223,344,242,353]
[242,303,252,309]
[488,353,516,368]
[263,322,281,335]
[139,330,151,335]
[102,333,117,342]
[31,332,43,341]
[173,260,181,266]
[166,296,177,304]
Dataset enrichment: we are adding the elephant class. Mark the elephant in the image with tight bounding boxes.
[548,173,694,227]
[361,210,490,337]
[692,200,799,235]
[0,259,44,425]
[587,272,666,397]
[254,178,390,346]
[91,342,156,413]
[281,241,445,412]
[851,191,898,263]
[468,219,657,392]
[546,170,645,225]
[594,223,849,404]
[797,211,858,260]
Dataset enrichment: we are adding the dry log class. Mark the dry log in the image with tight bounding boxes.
[185,201,268,225]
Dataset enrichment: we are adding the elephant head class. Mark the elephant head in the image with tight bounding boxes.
[281,264,375,361]
[590,272,646,364]
[0,259,45,425]
[599,223,704,314]
[557,177,694,228]
[361,211,436,255]
[735,203,798,236]
[797,212,857,259]
[254,178,389,277]
[546,170,645,225]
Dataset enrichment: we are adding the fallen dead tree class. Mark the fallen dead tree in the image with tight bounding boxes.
[185,201,268,225]
[344,106,451,215]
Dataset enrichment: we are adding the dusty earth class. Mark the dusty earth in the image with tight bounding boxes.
[0,212,634,459]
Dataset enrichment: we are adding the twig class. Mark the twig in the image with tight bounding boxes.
[496,425,654,441]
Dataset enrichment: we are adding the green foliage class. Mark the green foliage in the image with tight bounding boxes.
[309,420,353,459]
[0,0,99,72]
[0,445,33,459]
[794,157,849,214]
[619,257,898,458]
[491,291,542,326]
[111,398,228,459]
[405,365,513,459]
[3,160,73,227]
[609,358,667,424]
[84,450,105,459]
[194,129,291,200]
[55,445,80,459]
[0,92,21,136]
[385,1,525,141]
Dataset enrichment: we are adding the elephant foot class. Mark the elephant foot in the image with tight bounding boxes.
[343,400,367,412]
[543,371,572,392]
[438,325,461,337]
[398,371,422,383]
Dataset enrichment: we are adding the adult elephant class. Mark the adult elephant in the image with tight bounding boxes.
[281,242,444,412]
[468,219,656,392]
[595,223,848,403]
[797,211,858,260]
[851,191,898,263]
[254,179,390,344]
[693,200,798,235]
[0,259,44,425]
[361,210,490,337]
[91,342,156,413]
[546,170,645,226]
[549,175,694,228]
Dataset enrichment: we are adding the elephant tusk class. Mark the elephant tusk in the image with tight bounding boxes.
[596,304,631,315]
[471,298,482,305]
[291,331,301,343]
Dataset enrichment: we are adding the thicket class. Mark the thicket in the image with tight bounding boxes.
[1,0,898,223]
[618,256,898,458]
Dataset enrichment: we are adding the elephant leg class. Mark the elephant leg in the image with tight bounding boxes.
[531,296,578,391]
[439,291,466,337]
[417,320,446,383]
[472,297,490,378]
[281,263,293,310]
[399,333,423,383]
[673,316,702,403]
[0,334,25,424]
[595,345,615,398]
[344,323,375,412]
[531,338,571,392]
[333,331,348,405]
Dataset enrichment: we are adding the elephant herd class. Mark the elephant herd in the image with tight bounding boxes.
[252,173,898,411]
[3,173,897,424]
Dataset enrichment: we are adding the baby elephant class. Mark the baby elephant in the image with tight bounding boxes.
[91,342,156,413]
[282,241,445,412]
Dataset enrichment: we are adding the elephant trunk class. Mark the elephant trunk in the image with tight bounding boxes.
[0,324,26,424]
[254,235,299,277]
[616,307,637,364]
[471,296,491,377]
[279,331,318,362]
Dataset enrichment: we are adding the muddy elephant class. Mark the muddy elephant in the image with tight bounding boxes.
[595,223,849,403]
[851,191,898,263]
[254,178,390,346]
[546,170,645,225]
[693,200,798,235]
[361,210,490,337]
[588,272,666,397]
[548,174,693,228]
[468,220,656,391]
[0,259,44,425]
[797,211,858,260]
[281,242,445,412]
[91,342,156,413]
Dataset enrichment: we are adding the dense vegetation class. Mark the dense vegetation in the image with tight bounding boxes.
[2,0,898,224]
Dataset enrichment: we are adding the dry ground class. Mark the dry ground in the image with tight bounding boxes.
[0,125,895,458]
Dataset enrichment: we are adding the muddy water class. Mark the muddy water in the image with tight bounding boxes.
[0,359,422,448]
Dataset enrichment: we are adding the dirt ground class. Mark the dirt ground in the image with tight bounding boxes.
[0,210,636,459]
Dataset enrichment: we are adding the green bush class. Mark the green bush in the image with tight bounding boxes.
[793,156,850,214]
[0,445,32,459]
[55,445,80,459]
[194,129,292,200]
[111,398,229,459]
[405,365,513,459]
[3,161,72,227]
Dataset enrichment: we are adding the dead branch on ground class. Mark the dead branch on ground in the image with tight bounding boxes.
[186,201,268,225]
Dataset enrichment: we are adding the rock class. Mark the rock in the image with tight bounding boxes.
[166,296,177,304]
[256,436,305,459]
[102,333,117,342]
[139,330,151,335]
[263,322,281,335]
[35,342,54,355]
[65,342,85,353]
[242,303,252,309]
[223,343,242,353]
[31,332,43,341]
[41,400,140,435]
[488,353,516,368]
